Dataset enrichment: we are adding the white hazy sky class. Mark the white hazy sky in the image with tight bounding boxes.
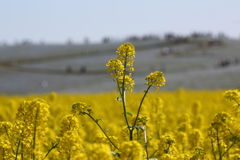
[1,0,240,44]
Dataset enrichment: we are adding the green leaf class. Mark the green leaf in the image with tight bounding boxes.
[95,119,104,123]
[126,112,133,117]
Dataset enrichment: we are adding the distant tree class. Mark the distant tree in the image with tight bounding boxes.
[164,33,176,41]
[126,36,140,41]
[21,39,32,45]
[66,39,73,45]
[102,37,110,43]
[84,37,89,44]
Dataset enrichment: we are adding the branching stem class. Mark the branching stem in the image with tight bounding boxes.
[86,113,119,150]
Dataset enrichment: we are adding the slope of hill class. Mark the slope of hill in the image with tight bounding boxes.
[0,38,239,95]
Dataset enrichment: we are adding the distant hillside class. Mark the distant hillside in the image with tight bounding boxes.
[0,38,239,95]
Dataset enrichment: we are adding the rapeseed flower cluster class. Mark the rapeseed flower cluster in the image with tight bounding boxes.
[106,42,136,92]
[71,102,91,116]
[95,133,119,151]
[0,99,50,159]
[60,115,79,136]
[224,89,240,116]
[119,140,144,160]
[0,140,14,159]
[131,115,149,126]
[224,89,240,101]
[15,99,50,159]
[145,71,166,91]
[208,111,240,159]
[57,115,84,159]
[116,42,135,72]
[106,59,124,78]
[117,75,135,93]
[158,134,177,155]
[188,129,203,149]
[57,131,83,159]
[86,143,113,160]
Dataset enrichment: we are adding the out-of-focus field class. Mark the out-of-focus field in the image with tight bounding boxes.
[0,38,240,95]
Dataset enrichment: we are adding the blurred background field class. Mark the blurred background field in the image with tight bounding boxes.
[1,1,240,95]
[0,35,240,95]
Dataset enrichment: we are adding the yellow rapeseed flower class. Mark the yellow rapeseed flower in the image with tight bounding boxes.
[86,143,113,160]
[131,115,149,126]
[117,75,135,92]
[57,130,83,159]
[188,129,203,148]
[116,42,135,72]
[145,71,166,91]
[72,102,91,116]
[60,114,79,135]
[0,122,13,136]
[224,89,240,101]
[106,59,124,78]
[0,140,14,159]
[119,140,144,160]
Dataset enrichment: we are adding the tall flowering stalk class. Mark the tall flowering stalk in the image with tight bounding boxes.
[106,43,136,135]
[107,42,166,141]
[208,112,240,160]
[106,42,166,159]
[56,114,84,159]
[224,89,240,116]
[12,99,50,160]
[64,42,166,159]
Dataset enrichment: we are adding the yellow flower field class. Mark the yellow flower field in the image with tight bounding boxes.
[0,42,239,160]
[0,90,239,159]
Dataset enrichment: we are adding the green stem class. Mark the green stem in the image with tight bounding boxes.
[165,143,171,154]
[21,143,23,160]
[117,76,132,138]
[32,108,39,160]
[4,126,15,154]
[117,55,132,140]
[216,129,222,160]
[220,141,236,158]
[121,90,130,127]
[86,113,119,150]
[130,85,152,134]
[150,149,159,159]
[120,62,131,128]
[4,126,11,140]
[44,143,59,158]
[15,140,21,160]
[3,149,5,160]
[129,85,152,140]
[144,129,149,160]
[67,155,70,160]
[133,85,152,128]
[233,98,239,106]
[210,138,217,160]
[156,121,161,139]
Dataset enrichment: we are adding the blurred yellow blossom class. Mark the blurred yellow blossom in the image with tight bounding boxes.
[119,140,144,160]
[86,143,113,160]
[224,89,240,101]
[72,102,91,116]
